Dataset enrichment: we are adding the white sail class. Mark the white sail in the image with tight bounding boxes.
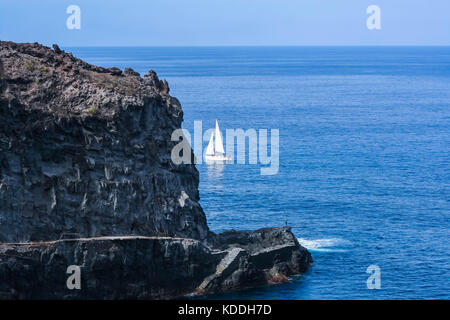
[214,120,225,154]
[205,120,231,162]
[205,132,215,155]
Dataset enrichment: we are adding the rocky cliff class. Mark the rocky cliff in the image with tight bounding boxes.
[0,41,206,242]
[0,41,312,299]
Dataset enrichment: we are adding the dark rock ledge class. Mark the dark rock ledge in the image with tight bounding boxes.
[0,41,312,299]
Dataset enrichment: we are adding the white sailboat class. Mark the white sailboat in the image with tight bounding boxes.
[205,120,232,162]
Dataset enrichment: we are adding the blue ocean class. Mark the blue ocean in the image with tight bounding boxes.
[68,46,450,299]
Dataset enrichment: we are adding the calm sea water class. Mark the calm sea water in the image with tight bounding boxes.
[68,47,450,299]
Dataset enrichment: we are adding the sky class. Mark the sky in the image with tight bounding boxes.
[0,0,449,46]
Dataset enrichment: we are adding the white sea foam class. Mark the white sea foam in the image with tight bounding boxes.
[297,238,351,253]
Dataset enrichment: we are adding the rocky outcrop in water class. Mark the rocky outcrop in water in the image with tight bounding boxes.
[0,41,311,299]
[0,227,310,299]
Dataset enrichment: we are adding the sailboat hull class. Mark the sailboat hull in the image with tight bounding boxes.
[205,154,232,162]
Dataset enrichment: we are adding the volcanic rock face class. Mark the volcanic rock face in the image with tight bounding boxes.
[0,41,206,242]
[0,41,312,299]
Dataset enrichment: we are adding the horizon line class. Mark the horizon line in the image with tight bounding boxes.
[60,44,450,48]
[3,40,450,48]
